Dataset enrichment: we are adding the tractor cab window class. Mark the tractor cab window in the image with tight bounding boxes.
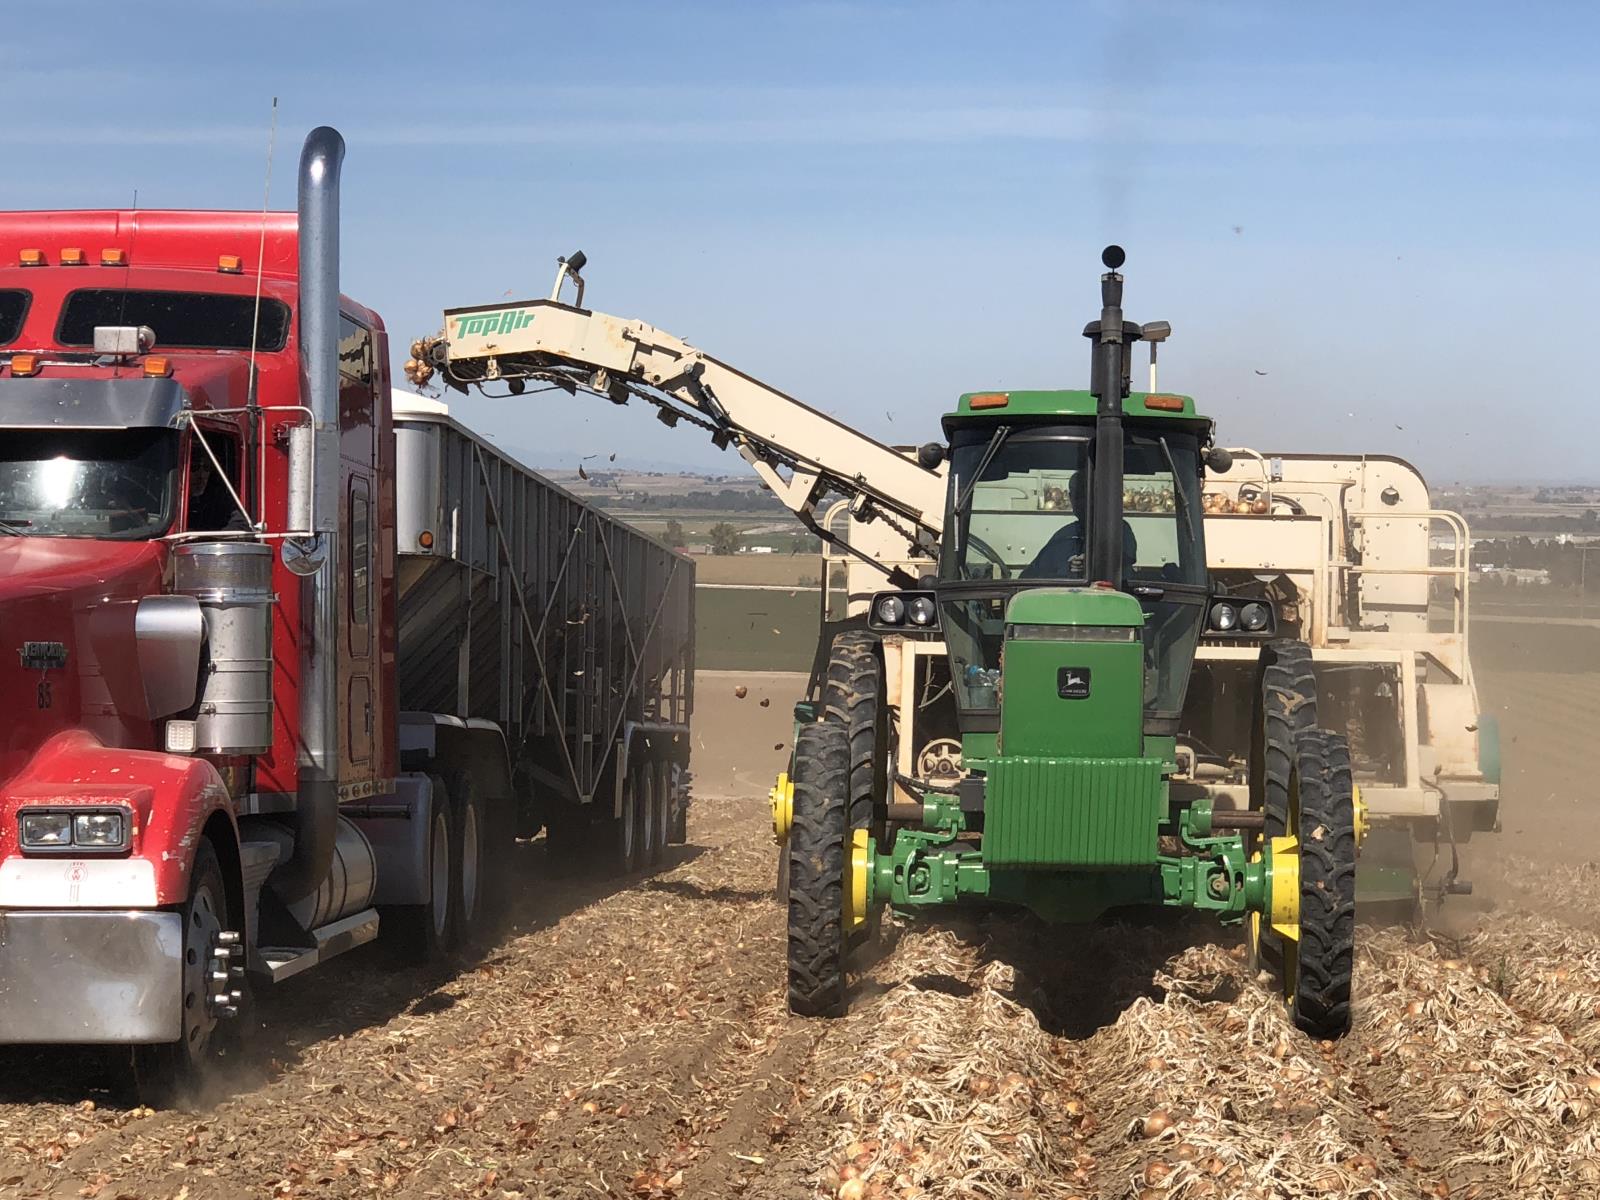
[940,422,1208,719]
[57,290,291,351]
[0,428,179,539]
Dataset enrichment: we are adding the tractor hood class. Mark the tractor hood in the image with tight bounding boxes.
[0,538,166,789]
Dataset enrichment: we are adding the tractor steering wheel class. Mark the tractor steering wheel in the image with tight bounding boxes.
[965,534,1012,580]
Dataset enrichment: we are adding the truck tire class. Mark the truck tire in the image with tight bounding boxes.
[786,720,851,1018]
[385,775,455,960]
[1293,730,1357,1039]
[1249,640,1318,972]
[133,837,236,1103]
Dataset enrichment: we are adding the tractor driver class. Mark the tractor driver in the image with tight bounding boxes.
[187,448,251,532]
[1021,469,1137,580]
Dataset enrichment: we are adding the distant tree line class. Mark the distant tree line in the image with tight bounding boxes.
[596,488,784,512]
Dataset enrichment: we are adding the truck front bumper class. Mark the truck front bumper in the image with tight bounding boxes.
[0,910,183,1044]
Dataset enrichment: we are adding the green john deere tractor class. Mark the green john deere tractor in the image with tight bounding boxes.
[774,247,1361,1039]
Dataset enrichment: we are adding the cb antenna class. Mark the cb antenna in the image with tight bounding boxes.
[246,96,279,526]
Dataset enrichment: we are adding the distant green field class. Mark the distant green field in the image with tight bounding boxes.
[695,586,820,672]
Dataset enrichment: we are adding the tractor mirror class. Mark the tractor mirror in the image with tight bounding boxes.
[1204,446,1234,473]
[917,442,946,470]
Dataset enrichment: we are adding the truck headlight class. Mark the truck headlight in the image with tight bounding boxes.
[874,595,906,626]
[907,595,937,626]
[74,811,127,848]
[20,812,72,847]
[1208,602,1239,632]
[1240,602,1271,632]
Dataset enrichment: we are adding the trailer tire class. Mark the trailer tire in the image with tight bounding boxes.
[1293,730,1357,1039]
[1249,640,1318,971]
[448,769,492,949]
[609,774,641,875]
[786,720,851,1018]
[667,763,688,844]
[133,837,237,1103]
[650,759,671,863]
[386,775,455,960]
[636,761,662,868]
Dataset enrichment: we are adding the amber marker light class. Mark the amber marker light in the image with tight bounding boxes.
[1144,394,1185,411]
[18,249,45,267]
[101,248,128,266]
[217,255,243,273]
[968,392,1010,410]
[143,356,172,378]
[59,247,86,266]
[10,354,40,377]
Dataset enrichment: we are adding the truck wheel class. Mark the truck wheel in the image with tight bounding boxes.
[133,838,236,1103]
[1292,730,1357,1039]
[386,775,455,960]
[786,720,851,1018]
[635,762,661,868]
[822,632,887,950]
[448,769,490,948]
[1248,640,1318,972]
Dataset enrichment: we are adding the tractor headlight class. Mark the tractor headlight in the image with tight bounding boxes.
[1208,602,1239,632]
[869,589,939,633]
[20,812,72,848]
[74,811,126,848]
[1240,601,1271,632]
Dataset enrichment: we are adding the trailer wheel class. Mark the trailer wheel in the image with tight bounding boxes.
[1292,730,1357,1038]
[635,761,661,868]
[667,763,688,844]
[786,720,851,1018]
[133,837,235,1102]
[386,775,455,960]
[448,769,490,948]
[1249,639,1318,971]
[609,774,641,875]
[653,759,673,858]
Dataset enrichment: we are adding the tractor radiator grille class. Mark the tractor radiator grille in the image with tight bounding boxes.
[982,756,1165,869]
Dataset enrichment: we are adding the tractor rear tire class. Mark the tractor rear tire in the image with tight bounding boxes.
[1293,730,1357,1039]
[822,632,887,950]
[786,720,851,1018]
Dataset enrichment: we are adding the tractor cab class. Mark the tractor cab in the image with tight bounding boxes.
[936,394,1212,741]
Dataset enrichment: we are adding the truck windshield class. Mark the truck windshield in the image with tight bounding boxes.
[0,428,179,539]
[0,290,27,345]
[57,289,290,351]
[940,423,1207,718]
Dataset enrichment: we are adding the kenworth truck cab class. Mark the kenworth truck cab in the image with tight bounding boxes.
[0,129,697,1094]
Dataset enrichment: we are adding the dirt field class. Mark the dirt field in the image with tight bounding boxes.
[4,629,1600,1199]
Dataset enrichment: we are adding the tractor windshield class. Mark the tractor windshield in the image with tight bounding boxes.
[940,423,1207,722]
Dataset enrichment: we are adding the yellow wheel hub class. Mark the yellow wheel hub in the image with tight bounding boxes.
[1268,834,1301,942]
[769,772,794,843]
[845,829,870,933]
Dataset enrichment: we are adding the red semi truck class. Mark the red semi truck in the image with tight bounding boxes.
[0,127,695,1091]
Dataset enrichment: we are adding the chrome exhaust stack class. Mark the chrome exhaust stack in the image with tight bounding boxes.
[273,125,344,904]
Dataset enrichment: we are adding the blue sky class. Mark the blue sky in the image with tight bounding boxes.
[4,1,1596,483]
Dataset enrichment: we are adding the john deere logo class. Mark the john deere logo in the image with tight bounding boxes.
[1057,667,1091,700]
[451,308,536,339]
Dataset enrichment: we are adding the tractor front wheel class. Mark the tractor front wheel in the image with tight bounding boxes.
[786,720,852,1018]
